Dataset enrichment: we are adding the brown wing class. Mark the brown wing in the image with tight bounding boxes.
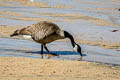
[19,21,61,40]
[19,26,32,35]
[33,21,61,41]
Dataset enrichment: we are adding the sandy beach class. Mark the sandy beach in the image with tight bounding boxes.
[0,57,120,80]
[0,0,120,80]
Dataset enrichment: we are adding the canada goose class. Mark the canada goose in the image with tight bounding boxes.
[10,21,82,58]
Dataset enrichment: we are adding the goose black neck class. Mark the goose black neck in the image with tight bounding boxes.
[64,31,75,47]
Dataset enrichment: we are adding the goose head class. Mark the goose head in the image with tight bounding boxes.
[73,43,82,57]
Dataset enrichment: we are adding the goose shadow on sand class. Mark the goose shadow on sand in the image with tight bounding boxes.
[26,50,87,56]
[26,50,87,60]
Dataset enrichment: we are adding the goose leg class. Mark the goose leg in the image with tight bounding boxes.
[43,44,58,58]
[43,44,52,59]
[41,45,43,58]
[43,44,50,53]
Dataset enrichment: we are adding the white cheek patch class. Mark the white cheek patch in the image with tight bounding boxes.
[22,35,32,38]
[73,45,78,51]
[30,0,34,2]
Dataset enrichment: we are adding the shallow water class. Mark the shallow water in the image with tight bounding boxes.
[0,0,120,65]
[0,38,120,66]
[0,0,120,43]
[0,0,120,26]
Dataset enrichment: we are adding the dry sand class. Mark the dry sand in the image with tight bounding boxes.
[0,57,120,80]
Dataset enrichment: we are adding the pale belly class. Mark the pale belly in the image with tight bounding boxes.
[33,34,65,44]
[22,35,32,38]
[19,35,32,39]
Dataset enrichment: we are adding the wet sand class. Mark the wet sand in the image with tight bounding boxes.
[0,0,120,79]
[0,57,120,80]
[0,0,120,51]
[0,25,23,38]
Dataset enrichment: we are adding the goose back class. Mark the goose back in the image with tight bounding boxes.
[19,21,65,44]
